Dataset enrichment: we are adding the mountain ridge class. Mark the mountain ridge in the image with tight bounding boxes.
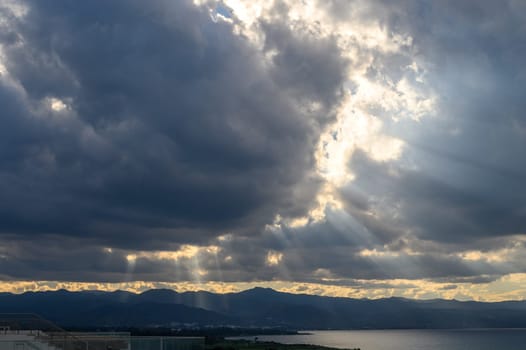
[1,287,526,329]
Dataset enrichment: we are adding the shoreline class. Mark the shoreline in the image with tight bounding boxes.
[207,339,359,350]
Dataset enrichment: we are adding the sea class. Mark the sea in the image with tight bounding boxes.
[230,329,526,350]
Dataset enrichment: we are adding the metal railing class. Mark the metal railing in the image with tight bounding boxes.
[0,314,204,350]
[0,314,87,350]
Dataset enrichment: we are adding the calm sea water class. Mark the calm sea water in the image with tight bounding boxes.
[231,329,526,350]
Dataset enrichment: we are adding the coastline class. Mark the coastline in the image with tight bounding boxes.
[207,339,359,350]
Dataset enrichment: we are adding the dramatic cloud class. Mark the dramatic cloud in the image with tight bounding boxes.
[0,0,346,244]
[0,0,525,300]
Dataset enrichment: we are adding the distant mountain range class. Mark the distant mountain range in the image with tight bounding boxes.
[1,287,526,329]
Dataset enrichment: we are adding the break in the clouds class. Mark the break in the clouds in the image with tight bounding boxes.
[0,0,526,300]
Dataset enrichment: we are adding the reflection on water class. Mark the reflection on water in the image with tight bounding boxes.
[231,329,526,350]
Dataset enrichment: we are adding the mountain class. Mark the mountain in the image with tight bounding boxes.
[1,287,526,329]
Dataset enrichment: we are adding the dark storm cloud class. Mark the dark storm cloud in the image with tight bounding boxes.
[260,18,346,115]
[343,151,526,244]
[196,227,525,282]
[0,0,348,257]
[1,0,526,288]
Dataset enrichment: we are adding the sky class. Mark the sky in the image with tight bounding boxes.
[0,0,526,301]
